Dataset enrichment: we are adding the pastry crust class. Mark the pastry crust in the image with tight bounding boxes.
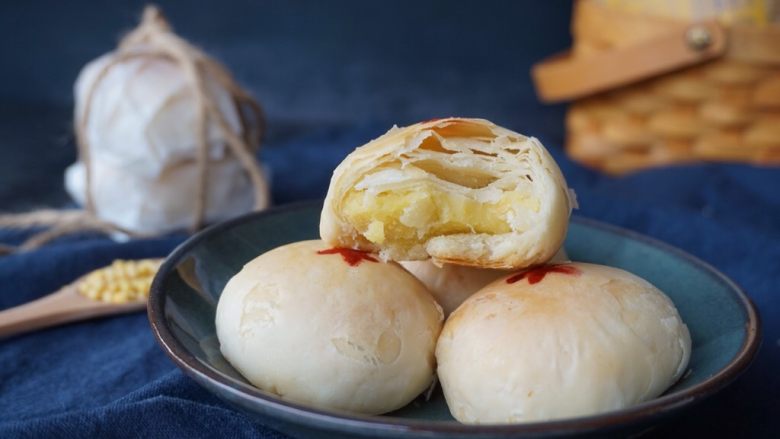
[436,262,692,424]
[216,240,443,415]
[320,118,572,269]
[400,248,569,315]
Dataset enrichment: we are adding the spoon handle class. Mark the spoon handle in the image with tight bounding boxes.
[0,285,145,339]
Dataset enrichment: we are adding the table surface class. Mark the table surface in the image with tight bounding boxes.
[0,1,778,438]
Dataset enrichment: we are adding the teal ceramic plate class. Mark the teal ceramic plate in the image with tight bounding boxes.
[148,201,760,438]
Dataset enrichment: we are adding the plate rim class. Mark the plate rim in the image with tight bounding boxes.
[148,200,761,436]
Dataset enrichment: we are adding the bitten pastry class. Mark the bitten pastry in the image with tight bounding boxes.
[436,262,691,424]
[320,118,573,269]
[400,248,569,315]
[216,240,443,415]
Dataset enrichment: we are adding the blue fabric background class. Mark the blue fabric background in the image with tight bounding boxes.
[0,1,777,437]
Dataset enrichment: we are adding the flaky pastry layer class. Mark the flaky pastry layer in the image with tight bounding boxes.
[320,118,572,269]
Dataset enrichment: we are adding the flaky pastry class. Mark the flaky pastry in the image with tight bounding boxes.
[216,240,442,415]
[320,118,573,269]
[436,262,691,424]
[400,248,569,315]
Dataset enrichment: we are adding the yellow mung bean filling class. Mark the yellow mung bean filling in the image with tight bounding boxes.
[342,185,540,249]
[78,259,160,304]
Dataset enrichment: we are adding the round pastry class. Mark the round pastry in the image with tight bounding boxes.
[436,262,691,424]
[320,118,574,269]
[215,240,443,415]
[400,248,569,315]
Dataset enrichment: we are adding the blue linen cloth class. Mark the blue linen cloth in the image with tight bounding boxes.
[0,124,778,438]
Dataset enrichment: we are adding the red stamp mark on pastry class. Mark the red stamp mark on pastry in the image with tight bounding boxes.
[317,248,378,267]
[506,264,581,285]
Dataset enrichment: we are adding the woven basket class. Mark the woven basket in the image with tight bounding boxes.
[533,0,780,174]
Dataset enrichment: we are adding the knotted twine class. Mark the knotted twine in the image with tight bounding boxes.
[0,5,267,254]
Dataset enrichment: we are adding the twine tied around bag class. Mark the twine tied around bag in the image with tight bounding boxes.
[0,5,267,254]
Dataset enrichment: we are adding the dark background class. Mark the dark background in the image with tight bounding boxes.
[0,0,570,210]
[1,1,778,438]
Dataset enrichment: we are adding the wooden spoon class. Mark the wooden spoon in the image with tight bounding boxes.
[0,259,162,339]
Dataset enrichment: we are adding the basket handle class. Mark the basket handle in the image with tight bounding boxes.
[532,20,727,103]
